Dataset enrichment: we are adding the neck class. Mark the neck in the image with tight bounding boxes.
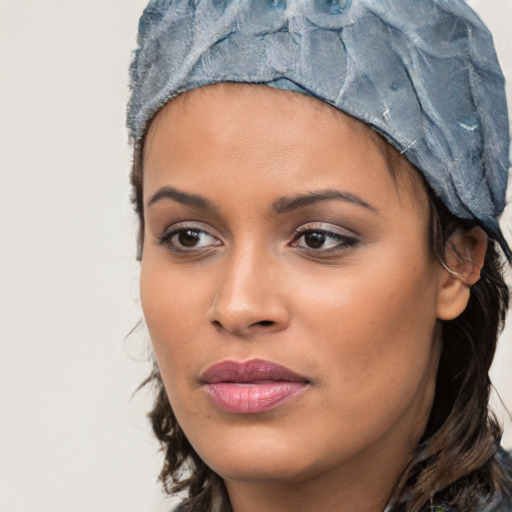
[224,444,410,512]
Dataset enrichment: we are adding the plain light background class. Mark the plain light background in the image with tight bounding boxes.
[0,1,511,511]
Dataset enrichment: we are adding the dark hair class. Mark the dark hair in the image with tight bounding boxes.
[131,108,512,512]
[389,195,512,511]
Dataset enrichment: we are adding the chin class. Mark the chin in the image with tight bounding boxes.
[190,424,320,484]
[210,454,317,485]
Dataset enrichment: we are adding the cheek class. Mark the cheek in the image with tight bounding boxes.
[294,251,440,409]
[140,257,209,374]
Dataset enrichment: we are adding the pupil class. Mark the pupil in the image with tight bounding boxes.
[179,230,200,247]
[305,232,325,249]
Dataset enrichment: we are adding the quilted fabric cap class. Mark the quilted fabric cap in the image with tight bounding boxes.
[127,0,510,255]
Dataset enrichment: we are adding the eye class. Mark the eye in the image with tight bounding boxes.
[159,226,221,252]
[290,226,358,253]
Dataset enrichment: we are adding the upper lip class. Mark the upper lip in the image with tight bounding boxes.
[200,359,309,384]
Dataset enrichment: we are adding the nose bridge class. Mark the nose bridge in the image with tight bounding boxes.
[209,239,288,335]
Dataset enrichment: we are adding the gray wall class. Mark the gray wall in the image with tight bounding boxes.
[0,1,510,510]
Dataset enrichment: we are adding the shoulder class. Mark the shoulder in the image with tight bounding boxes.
[433,448,512,512]
[497,446,512,467]
[168,451,512,512]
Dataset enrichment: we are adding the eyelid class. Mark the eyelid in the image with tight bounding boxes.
[289,222,360,252]
[158,221,223,250]
[292,221,359,238]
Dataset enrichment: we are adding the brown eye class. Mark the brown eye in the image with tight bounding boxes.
[290,226,359,253]
[178,230,202,247]
[159,226,222,252]
[304,232,326,249]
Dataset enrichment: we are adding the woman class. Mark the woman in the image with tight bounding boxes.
[127,1,512,511]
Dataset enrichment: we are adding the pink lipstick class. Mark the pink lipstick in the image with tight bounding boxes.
[200,359,309,414]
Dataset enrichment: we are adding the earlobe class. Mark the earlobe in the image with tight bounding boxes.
[436,226,488,321]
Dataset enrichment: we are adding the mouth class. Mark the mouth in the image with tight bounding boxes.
[200,359,310,414]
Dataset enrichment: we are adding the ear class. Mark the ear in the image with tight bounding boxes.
[436,226,488,321]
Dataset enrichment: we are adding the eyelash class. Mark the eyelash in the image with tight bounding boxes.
[290,226,359,253]
[157,224,359,255]
[158,225,221,253]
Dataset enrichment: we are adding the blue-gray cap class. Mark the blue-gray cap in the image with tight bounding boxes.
[127,0,510,256]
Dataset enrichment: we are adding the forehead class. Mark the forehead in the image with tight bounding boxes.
[147,83,374,149]
[143,83,429,214]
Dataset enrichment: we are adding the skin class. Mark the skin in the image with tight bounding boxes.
[140,84,484,512]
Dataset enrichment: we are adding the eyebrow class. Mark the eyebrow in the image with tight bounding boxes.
[273,189,378,214]
[146,185,378,215]
[146,186,217,211]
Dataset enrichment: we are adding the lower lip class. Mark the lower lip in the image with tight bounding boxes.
[204,381,307,414]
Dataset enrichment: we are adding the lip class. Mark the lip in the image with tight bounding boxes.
[200,359,310,414]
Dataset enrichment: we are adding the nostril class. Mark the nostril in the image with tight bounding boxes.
[256,320,274,327]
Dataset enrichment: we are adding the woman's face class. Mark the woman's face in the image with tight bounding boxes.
[140,84,446,494]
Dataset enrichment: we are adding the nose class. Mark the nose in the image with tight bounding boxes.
[206,246,290,337]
